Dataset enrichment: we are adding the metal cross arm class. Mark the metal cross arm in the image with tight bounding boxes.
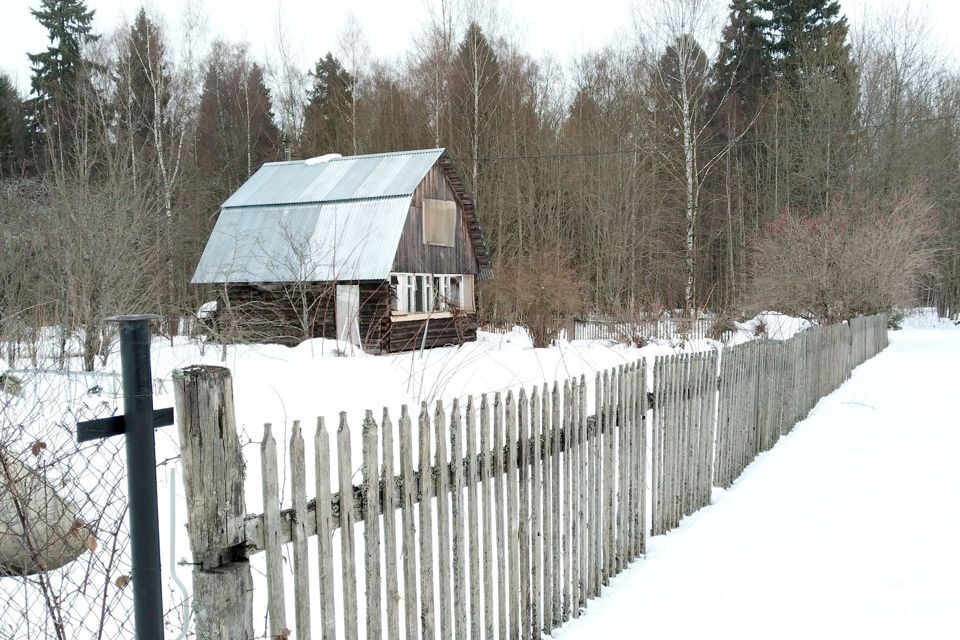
[77,407,174,443]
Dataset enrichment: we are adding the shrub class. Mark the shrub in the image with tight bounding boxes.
[481,245,586,348]
[744,187,938,323]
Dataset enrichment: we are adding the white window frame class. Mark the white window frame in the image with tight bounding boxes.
[391,272,466,314]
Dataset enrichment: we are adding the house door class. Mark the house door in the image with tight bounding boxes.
[335,284,361,347]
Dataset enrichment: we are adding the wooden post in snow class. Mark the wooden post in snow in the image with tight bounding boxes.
[172,365,254,640]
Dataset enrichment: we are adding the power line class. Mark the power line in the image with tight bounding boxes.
[451,113,960,163]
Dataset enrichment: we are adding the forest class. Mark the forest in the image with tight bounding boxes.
[0,0,957,368]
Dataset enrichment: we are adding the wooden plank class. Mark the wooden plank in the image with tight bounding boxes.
[466,398,482,640]
[590,373,601,596]
[569,379,582,614]
[577,375,588,607]
[382,410,400,640]
[570,378,589,616]
[435,402,453,640]
[638,360,647,556]
[315,419,337,640]
[418,404,435,640]
[550,381,562,625]
[480,395,495,640]
[517,389,532,639]
[530,388,543,637]
[290,422,312,640]
[339,414,360,640]
[260,423,287,638]
[172,366,253,639]
[450,401,468,640]
[541,383,554,634]
[493,393,507,640]
[363,411,383,640]
[603,369,615,583]
[506,391,520,640]
[399,407,420,640]
[562,380,572,621]
[616,366,628,572]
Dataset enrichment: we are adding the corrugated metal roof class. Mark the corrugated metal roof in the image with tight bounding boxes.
[191,197,411,283]
[221,148,445,208]
[193,148,450,284]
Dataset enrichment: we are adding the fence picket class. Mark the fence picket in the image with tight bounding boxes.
[435,402,453,640]
[517,389,532,639]
[493,393,507,640]
[315,418,336,640]
[338,414,359,640]
[450,401,468,640]
[466,398,482,640]
[382,409,400,640]
[290,422,311,640]
[550,381,562,627]
[363,411,382,640]
[398,407,419,640]
[480,396,495,640]
[505,391,520,640]
[260,423,287,638]
[541,382,554,634]
[418,405,435,640]
[530,388,543,637]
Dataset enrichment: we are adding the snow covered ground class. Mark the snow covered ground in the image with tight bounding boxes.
[550,327,960,640]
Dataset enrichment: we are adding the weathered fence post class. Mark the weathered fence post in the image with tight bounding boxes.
[172,366,253,639]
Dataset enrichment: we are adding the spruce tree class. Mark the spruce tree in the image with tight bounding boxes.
[756,0,852,90]
[116,8,168,160]
[0,75,31,177]
[27,0,99,112]
[301,53,354,156]
[713,0,772,116]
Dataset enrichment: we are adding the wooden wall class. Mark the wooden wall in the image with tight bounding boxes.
[216,282,392,350]
[385,313,478,353]
[215,281,477,353]
[392,164,479,276]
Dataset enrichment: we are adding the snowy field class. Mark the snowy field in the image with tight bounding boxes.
[551,325,960,639]
[3,309,950,637]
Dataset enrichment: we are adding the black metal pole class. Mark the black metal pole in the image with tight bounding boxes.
[113,315,165,640]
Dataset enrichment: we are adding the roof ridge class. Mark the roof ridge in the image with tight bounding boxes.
[263,147,445,167]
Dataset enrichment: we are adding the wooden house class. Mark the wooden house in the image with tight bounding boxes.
[192,148,493,352]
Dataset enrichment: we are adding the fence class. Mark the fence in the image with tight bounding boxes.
[173,314,888,639]
[572,316,716,342]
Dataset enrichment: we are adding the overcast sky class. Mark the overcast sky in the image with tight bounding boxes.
[2,0,958,95]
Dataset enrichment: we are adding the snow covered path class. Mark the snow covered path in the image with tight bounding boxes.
[552,329,960,640]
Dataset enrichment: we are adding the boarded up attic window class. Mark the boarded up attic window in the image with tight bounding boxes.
[422,199,456,247]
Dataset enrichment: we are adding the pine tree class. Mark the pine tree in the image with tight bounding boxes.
[301,53,354,156]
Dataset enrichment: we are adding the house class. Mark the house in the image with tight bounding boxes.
[191,148,493,352]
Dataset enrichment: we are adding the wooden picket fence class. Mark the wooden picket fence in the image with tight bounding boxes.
[173,314,888,640]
